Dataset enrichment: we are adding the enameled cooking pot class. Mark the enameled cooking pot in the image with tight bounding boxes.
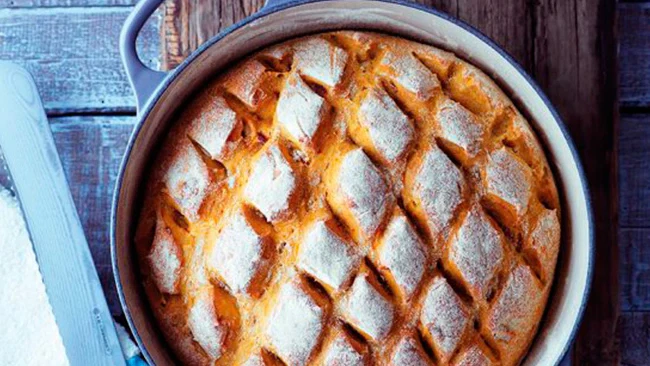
[112,0,594,364]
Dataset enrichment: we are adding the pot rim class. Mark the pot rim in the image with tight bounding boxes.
[111,1,595,364]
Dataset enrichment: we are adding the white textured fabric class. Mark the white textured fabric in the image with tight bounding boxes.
[0,188,69,366]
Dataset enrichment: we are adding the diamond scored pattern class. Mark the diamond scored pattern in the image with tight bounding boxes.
[244,144,297,223]
[145,31,560,366]
[275,72,328,152]
[420,276,471,362]
[447,207,505,301]
[266,278,325,365]
[321,328,366,365]
[297,219,361,293]
[206,209,271,296]
[374,212,427,300]
[390,336,431,366]
[340,271,395,342]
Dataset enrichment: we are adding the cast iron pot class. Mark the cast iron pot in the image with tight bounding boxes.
[112,0,594,364]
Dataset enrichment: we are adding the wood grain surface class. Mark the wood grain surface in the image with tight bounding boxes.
[0,0,136,7]
[618,2,650,364]
[158,0,620,364]
[620,114,650,227]
[618,312,650,365]
[51,116,135,317]
[535,0,620,363]
[0,6,160,114]
[2,0,646,363]
[620,228,650,312]
[620,3,650,109]
[160,0,264,69]
[160,0,650,111]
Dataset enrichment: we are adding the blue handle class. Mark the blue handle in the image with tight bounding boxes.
[127,356,149,366]
[264,0,295,8]
[120,0,297,113]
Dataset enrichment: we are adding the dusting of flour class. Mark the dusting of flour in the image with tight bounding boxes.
[0,188,69,366]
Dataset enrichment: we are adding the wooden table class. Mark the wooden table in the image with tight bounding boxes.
[0,0,645,364]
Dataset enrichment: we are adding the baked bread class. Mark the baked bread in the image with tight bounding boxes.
[135,31,561,366]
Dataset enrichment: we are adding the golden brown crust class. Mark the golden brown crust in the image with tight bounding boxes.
[135,31,561,366]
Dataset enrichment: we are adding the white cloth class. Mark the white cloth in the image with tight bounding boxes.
[0,188,69,366]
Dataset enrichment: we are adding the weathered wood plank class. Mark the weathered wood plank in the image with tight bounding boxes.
[618,312,650,366]
[158,1,645,111]
[161,0,264,70]
[456,0,532,71]
[620,228,650,312]
[160,0,535,71]
[534,0,619,364]
[0,0,136,7]
[415,0,458,16]
[260,3,636,111]
[620,113,650,227]
[0,7,160,114]
[620,3,650,108]
[50,116,136,317]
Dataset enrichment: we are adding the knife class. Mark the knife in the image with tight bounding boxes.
[0,62,124,365]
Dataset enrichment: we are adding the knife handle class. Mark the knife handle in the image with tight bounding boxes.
[0,62,125,365]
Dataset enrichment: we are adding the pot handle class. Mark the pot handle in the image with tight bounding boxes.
[121,0,294,112]
[120,0,167,112]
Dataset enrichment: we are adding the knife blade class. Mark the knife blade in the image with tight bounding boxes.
[0,62,124,365]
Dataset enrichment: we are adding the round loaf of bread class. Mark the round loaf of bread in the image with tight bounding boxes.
[135,31,561,366]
